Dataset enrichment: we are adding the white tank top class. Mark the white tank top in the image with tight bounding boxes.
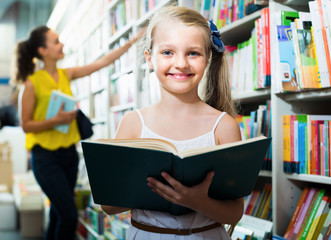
[125,110,231,240]
[136,110,226,152]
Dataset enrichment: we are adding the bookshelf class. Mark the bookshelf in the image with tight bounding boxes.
[47,0,331,238]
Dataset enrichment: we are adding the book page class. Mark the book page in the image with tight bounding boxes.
[179,136,267,158]
[92,138,178,154]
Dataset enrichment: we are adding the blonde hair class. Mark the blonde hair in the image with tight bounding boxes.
[145,6,237,118]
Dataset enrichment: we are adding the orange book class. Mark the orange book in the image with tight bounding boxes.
[244,190,260,215]
[284,187,309,239]
[283,115,291,173]
[317,0,331,85]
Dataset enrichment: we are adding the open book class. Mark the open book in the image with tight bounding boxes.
[81,136,271,215]
[45,90,76,133]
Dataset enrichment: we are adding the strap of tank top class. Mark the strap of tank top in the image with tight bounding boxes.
[212,112,227,132]
[136,109,145,127]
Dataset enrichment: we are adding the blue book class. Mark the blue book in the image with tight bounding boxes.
[277,25,299,92]
[45,90,76,134]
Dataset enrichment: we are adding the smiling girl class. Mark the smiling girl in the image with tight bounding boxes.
[101,5,243,240]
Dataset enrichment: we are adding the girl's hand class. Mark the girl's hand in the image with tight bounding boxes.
[54,103,77,125]
[147,171,215,211]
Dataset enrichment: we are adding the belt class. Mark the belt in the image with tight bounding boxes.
[131,219,221,235]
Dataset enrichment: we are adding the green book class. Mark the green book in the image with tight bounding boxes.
[281,11,299,26]
[82,136,271,215]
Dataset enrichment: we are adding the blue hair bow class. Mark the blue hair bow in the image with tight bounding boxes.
[208,20,225,53]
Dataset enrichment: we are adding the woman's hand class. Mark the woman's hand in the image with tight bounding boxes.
[147,171,215,211]
[53,103,77,125]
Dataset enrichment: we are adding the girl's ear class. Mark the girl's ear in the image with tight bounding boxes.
[37,46,47,58]
[144,50,154,70]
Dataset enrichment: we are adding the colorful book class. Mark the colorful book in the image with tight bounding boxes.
[307,194,330,240]
[284,187,309,239]
[300,189,326,239]
[318,207,331,239]
[290,188,317,239]
[45,90,76,134]
[277,25,299,92]
[82,136,271,215]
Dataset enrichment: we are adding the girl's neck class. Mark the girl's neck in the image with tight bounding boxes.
[42,60,58,75]
[158,91,204,114]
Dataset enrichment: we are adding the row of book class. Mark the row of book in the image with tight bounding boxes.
[111,36,135,74]
[76,203,131,240]
[244,183,272,221]
[275,0,331,93]
[283,187,331,240]
[138,0,164,18]
[184,0,267,27]
[109,0,133,36]
[236,100,272,171]
[110,73,136,107]
[282,114,331,176]
[229,8,271,94]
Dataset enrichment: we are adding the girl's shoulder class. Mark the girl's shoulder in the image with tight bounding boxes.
[116,110,142,139]
[214,113,242,145]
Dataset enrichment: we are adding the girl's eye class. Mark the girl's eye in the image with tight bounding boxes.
[162,50,172,56]
[189,51,200,56]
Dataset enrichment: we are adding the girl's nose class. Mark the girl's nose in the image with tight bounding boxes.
[174,54,189,69]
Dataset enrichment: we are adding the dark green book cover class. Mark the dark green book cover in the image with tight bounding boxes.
[81,136,271,215]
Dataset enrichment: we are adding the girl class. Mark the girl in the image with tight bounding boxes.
[13,25,143,240]
[101,5,243,240]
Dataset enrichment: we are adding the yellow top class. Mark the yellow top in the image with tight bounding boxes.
[25,69,81,151]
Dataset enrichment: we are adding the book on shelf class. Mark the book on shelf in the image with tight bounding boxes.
[231,225,254,240]
[306,194,331,240]
[81,136,271,215]
[45,90,76,134]
[284,187,330,240]
[243,183,272,221]
[237,214,273,240]
[309,0,331,87]
[298,189,326,239]
[283,114,331,176]
[277,25,299,92]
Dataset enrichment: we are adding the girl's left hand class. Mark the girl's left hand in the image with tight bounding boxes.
[147,171,214,211]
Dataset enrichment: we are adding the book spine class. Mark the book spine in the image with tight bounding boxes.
[290,188,316,239]
[329,121,331,177]
[284,187,309,239]
[283,115,292,173]
[317,0,331,85]
[290,115,298,173]
[324,121,329,176]
[307,195,329,240]
[300,189,325,239]
[296,189,321,239]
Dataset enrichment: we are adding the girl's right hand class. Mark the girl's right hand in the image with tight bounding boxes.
[54,103,77,125]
